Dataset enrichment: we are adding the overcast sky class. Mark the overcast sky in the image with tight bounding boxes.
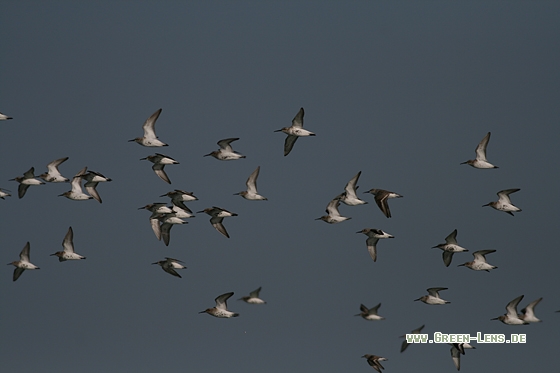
[1,1,559,372]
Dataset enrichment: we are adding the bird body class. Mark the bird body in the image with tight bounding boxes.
[50,226,86,261]
[152,257,186,278]
[129,108,168,147]
[458,250,497,271]
[415,287,450,305]
[461,132,498,169]
[235,166,267,200]
[200,292,239,318]
[204,138,245,160]
[239,287,266,304]
[274,108,316,156]
[433,229,468,267]
[8,242,40,281]
[483,189,521,215]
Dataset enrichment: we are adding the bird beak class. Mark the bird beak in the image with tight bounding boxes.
[491,317,499,320]
[414,298,421,302]
[273,129,283,132]
[128,139,135,142]
[203,153,212,157]
[460,161,468,165]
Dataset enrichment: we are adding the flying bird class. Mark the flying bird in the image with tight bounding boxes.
[129,108,168,147]
[204,138,245,160]
[432,229,469,267]
[339,171,367,206]
[274,107,316,156]
[355,303,385,321]
[235,166,267,200]
[199,292,239,318]
[198,207,238,238]
[152,257,186,278]
[415,287,450,305]
[450,342,476,371]
[8,242,40,281]
[83,169,112,203]
[0,188,11,199]
[316,196,351,224]
[10,167,45,199]
[458,250,497,271]
[38,157,69,182]
[356,228,394,262]
[364,188,402,218]
[50,226,86,261]
[141,153,179,184]
[399,324,425,353]
[461,132,498,169]
[59,167,93,201]
[483,188,521,216]
[491,295,527,325]
[238,287,266,304]
[518,297,543,323]
[361,354,388,372]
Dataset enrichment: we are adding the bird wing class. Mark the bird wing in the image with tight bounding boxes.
[344,171,361,199]
[444,229,458,245]
[218,138,239,152]
[152,164,171,184]
[246,166,260,194]
[215,292,234,310]
[210,216,229,238]
[366,236,379,262]
[291,107,304,128]
[506,295,524,317]
[283,135,298,156]
[142,108,162,139]
[475,132,491,161]
[62,227,75,253]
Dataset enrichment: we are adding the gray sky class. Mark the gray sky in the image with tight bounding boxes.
[1,1,559,372]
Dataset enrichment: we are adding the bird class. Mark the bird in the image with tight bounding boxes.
[399,324,425,353]
[50,226,86,261]
[491,295,528,325]
[129,108,168,147]
[315,196,351,224]
[38,157,69,182]
[458,250,497,271]
[198,207,238,238]
[450,342,476,371]
[355,303,385,321]
[160,189,198,211]
[157,213,187,246]
[519,297,543,323]
[339,171,367,206]
[204,138,245,160]
[0,188,11,199]
[238,287,266,304]
[361,354,387,372]
[83,169,112,203]
[0,111,13,120]
[483,188,521,216]
[10,167,45,199]
[415,287,450,305]
[274,107,316,156]
[170,203,195,219]
[152,257,186,278]
[8,242,40,281]
[59,167,93,201]
[356,228,394,262]
[461,132,498,169]
[432,229,469,267]
[140,153,179,184]
[235,166,267,200]
[138,203,173,214]
[199,292,239,318]
[364,188,403,218]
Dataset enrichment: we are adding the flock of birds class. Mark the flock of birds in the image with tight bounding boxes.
[1,107,557,371]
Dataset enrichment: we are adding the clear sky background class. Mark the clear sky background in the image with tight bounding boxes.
[1,1,559,372]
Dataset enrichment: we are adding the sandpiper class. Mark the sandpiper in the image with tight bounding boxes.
[400,325,425,352]
[158,213,187,246]
[450,342,476,371]
[83,169,112,203]
[59,167,93,201]
[355,303,385,321]
[356,228,394,262]
[204,138,245,160]
[364,188,402,218]
[433,229,469,267]
[235,166,267,200]
[129,108,168,147]
[238,287,266,304]
[139,203,173,214]
[274,107,316,156]
[160,189,198,211]
[38,157,69,182]
[415,287,450,305]
[170,203,195,218]
[339,171,367,206]
[198,207,238,238]
[491,295,528,325]
[10,167,45,199]
[361,354,387,372]
[199,292,239,318]
[461,132,498,169]
[316,196,351,224]
[0,188,10,199]
[458,250,497,271]
[152,257,186,278]
[141,153,179,184]
[8,242,40,281]
[483,188,521,216]
[50,226,86,261]
[519,297,543,323]
[0,111,13,120]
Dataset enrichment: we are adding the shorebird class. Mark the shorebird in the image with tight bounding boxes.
[450,342,476,371]
[139,203,173,214]
[274,107,316,156]
[204,138,245,160]
[316,196,350,224]
[461,132,498,169]
[361,355,387,372]
[0,188,10,199]
[59,167,92,201]
[83,169,112,203]
[50,226,86,261]
[152,257,186,278]
[339,171,367,206]
[355,303,385,321]
[519,297,543,323]
[433,229,469,267]
[198,207,238,238]
[483,188,521,216]
[129,108,168,147]
[356,228,394,262]
[141,153,179,184]
[238,287,266,304]
[491,295,528,325]
[364,188,402,218]
[10,167,45,198]
[38,157,69,182]
[415,287,450,305]
[400,324,425,353]
[8,242,40,281]
[160,189,198,211]
[158,213,187,246]
[199,292,239,318]
[0,112,13,120]
[458,250,497,271]
[170,203,195,218]
[235,166,267,200]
